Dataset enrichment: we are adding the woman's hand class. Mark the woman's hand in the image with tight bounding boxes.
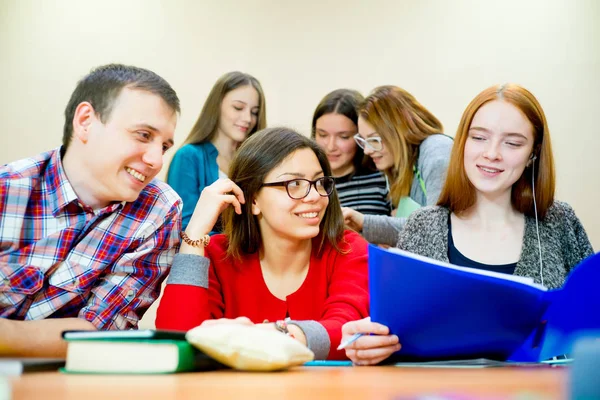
[342,207,365,232]
[200,317,254,327]
[186,178,245,238]
[341,317,400,366]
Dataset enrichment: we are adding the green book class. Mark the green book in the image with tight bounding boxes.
[61,330,225,374]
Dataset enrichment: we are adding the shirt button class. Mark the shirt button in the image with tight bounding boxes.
[126,290,136,300]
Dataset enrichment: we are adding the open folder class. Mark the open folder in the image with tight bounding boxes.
[368,246,600,362]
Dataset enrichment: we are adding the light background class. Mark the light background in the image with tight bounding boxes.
[1,0,598,327]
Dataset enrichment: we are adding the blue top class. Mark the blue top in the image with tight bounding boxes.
[447,213,517,275]
[167,142,219,230]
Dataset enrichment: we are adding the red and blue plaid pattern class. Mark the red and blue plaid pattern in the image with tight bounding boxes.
[0,148,182,329]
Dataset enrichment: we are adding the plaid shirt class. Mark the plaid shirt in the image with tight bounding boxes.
[0,148,182,330]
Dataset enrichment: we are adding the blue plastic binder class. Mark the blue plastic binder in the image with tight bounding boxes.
[368,246,600,362]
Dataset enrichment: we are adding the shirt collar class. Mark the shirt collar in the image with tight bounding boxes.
[46,147,125,216]
[46,147,81,216]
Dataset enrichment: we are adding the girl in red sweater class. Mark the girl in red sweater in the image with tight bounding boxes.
[156,127,369,360]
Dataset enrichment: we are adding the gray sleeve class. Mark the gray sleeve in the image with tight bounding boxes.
[362,214,407,246]
[418,135,453,205]
[166,253,209,288]
[558,202,594,268]
[287,320,330,360]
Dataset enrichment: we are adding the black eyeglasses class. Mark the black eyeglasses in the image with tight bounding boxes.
[261,177,335,200]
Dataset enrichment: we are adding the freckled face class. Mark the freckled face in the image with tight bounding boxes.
[464,100,534,198]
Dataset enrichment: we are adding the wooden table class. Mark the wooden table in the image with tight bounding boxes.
[8,366,568,399]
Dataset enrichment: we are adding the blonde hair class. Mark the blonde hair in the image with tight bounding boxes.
[358,86,443,205]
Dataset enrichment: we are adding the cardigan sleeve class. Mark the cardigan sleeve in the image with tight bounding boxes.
[292,231,369,360]
[396,209,430,252]
[417,134,453,206]
[362,214,406,246]
[558,201,594,272]
[396,206,449,263]
[167,145,206,230]
[154,253,212,331]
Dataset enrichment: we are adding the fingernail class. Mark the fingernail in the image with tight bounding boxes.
[390,335,399,344]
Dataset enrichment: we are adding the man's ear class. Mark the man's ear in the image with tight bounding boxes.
[251,198,261,216]
[72,102,96,143]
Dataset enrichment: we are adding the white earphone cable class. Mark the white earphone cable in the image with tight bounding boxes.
[531,158,544,286]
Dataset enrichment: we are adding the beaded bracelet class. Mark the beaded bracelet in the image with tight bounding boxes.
[180,231,210,248]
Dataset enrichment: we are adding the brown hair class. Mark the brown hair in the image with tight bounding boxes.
[63,64,179,151]
[358,86,443,205]
[437,83,556,219]
[223,127,345,259]
[183,71,266,146]
[311,88,374,172]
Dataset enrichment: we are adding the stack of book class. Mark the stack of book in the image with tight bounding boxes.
[62,330,225,374]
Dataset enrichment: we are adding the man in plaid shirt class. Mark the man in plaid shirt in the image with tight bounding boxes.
[0,64,182,357]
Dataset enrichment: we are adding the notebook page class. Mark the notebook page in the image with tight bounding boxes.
[387,247,547,291]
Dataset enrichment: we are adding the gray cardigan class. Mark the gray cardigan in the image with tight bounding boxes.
[396,202,594,289]
[363,134,453,245]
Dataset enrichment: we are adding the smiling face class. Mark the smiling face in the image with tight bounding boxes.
[314,113,358,176]
[357,116,394,170]
[72,87,177,209]
[252,148,330,242]
[217,85,260,143]
[464,100,534,200]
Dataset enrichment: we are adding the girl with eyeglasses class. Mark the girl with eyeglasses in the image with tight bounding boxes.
[157,127,370,360]
[312,89,391,216]
[166,71,267,231]
[343,86,453,245]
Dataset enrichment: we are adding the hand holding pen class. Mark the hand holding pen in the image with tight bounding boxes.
[340,317,401,366]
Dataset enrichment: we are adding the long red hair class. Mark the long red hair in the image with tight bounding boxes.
[437,84,556,219]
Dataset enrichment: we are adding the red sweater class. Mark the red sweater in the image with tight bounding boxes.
[156,230,369,359]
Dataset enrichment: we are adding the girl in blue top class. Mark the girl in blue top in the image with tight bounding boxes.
[167,72,267,230]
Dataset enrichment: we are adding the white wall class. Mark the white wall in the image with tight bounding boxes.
[1,0,598,246]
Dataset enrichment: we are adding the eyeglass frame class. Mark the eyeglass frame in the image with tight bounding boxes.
[354,133,384,151]
[260,176,335,200]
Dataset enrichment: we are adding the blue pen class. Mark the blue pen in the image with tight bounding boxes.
[337,333,364,350]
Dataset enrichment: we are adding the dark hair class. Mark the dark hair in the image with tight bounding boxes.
[311,89,373,172]
[223,127,345,259]
[63,64,180,150]
[182,71,267,146]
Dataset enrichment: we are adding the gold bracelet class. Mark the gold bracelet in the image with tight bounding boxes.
[180,231,210,248]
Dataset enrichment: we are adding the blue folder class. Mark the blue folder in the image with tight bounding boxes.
[368,246,600,362]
